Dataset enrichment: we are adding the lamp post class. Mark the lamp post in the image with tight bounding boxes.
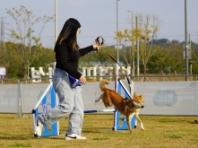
[115,0,120,90]
[184,0,188,81]
[116,0,120,61]
[135,16,140,78]
[54,0,58,42]
[128,11,136,78]
[0,17,5,47]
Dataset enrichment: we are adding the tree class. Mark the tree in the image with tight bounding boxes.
[139,16,158,76]
[148,41,184,74]
[6,5,53,78]
[115,15,158,78]
[2,41,54,78]
[190,43,198,74]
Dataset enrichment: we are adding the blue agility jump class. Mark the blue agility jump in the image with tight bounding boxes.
[32,79,136,137]
[32,83,59,137]
[113,79,136,131]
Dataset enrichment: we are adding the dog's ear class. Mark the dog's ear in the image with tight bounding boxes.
[133,92,137,97]
[100,79,109,84]
[104,79,109,84]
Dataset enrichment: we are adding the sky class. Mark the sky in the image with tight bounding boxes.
[0,0,198,48]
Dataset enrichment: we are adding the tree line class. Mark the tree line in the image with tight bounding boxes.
[80,39,198,76]
[0,38,198,79]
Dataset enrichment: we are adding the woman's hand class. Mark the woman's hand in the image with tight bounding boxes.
[93,36,104,52]
[79,75,87,84]
[93,44,101,52]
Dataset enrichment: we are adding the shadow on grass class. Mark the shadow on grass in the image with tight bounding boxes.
[0,136,31,141]
[83,127,114,134]
[157,119,178,123]
[167,133,183,139]
[9,143,31,148]
[92,137,110,141]
[187,120,198,124]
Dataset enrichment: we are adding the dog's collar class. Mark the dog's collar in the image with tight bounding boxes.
[133,101,143,108]
[125,99,142,108]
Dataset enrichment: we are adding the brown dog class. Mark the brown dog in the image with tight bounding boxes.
[96,79,145,132]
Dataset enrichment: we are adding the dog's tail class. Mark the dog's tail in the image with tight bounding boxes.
[99,79,109,91]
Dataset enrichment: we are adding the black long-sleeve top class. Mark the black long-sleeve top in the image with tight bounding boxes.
[55,42,96,79]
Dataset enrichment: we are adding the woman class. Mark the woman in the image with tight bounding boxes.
[36,18,100,140]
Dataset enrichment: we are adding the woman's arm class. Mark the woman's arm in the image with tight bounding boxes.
[79,45,96,56]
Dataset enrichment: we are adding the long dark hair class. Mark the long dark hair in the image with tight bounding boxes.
[55,18,81,51]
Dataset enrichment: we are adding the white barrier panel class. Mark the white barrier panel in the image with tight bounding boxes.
[0,81,198,115]
[135,81,198,115]
[0,84,48,113]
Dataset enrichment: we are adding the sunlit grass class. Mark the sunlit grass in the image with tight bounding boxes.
[0,114,198,148]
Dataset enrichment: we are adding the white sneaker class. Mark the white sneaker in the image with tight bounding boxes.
[34,114,47,137]
[65,134,87,140]
[34,121,43,137]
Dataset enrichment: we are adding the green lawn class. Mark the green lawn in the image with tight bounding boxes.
[0,114,198,148]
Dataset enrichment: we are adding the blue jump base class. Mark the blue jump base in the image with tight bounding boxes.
[113,79,136,131]
[32,83,59,137]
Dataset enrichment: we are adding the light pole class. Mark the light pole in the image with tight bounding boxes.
[115,0,120,90]
[135,16,140,78]
[54,0,58,42]
[184,0,188,81]
[0,17,5,49]
[128,11,135,78]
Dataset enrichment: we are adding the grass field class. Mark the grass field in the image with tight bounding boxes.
[0,114,198,148]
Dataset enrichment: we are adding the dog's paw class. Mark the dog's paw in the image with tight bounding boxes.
[140,123,145,130]
[140,126,145,130]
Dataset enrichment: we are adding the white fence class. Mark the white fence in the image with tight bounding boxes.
[29,66,130,82]
[0,81,198,115]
